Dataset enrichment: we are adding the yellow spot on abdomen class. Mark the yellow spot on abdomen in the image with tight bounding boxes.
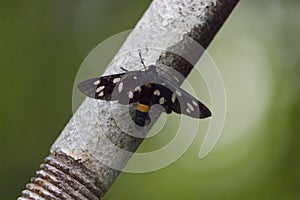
[136,103,149,113]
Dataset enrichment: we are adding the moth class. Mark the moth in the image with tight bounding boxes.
[78,53,211,126]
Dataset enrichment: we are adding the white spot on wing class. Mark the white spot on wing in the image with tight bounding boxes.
[118,82,123,93]
[96,86,105,93]
[175,90,182,96]
[133,76,137,80]
[186,108,191,113]
[171,93,176,103]
[159,97,165,104]
[135,86,141,93]
[113,77,121,83]
[98,91,104,97]
[187,103,194,111]
[128,91,134,99]
[192,100,198,106]
[153,89,160,96]
[93,80,100,85]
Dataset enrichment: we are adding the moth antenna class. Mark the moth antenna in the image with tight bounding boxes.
[120,66,129,72]
[138,50,147,70]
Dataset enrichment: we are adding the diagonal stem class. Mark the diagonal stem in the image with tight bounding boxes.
[18,0,239,199]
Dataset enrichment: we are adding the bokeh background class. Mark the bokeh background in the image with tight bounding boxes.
[1,0,299,199]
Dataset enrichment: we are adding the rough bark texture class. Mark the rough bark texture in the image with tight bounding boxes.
[18,0,239,199]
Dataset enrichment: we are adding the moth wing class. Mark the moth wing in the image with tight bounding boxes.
[77,73,126,101]
[77,71,143,104]
[150,80,211,118]
[114,71,145,104]
[149,84,173,114]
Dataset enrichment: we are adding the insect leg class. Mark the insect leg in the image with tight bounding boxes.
[138,50,147,70]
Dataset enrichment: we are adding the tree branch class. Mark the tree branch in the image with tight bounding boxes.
[18,0,239,199]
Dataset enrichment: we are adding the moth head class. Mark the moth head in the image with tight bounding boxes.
[147,65,157,73]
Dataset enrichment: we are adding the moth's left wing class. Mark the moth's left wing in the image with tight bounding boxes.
[77,71,144,104]
[150,81,211,119]
[78,73,126,101]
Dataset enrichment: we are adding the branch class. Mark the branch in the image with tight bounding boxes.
[18,0,239,199]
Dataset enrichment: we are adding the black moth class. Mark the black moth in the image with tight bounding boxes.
[78,54,211,127]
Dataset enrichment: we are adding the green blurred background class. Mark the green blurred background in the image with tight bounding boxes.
[1,0,299,199]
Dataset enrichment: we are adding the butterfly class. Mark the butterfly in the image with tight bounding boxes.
[77,54,211,127]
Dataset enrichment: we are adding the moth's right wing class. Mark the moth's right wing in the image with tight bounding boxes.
[150,79,212,119]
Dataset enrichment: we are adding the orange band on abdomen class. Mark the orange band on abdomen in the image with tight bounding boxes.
[136,103,149,113]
